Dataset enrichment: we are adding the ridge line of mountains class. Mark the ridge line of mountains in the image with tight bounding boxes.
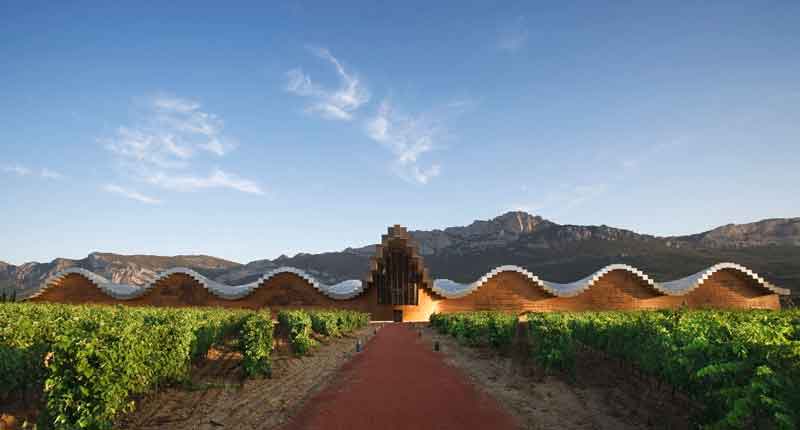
[3,211,799,296]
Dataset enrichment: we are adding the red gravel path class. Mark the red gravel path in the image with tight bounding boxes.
[280,324,518,430]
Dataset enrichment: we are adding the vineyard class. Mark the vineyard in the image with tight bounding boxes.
[429,311,517,349]
[0,303,369,429]
[432,309,800,429]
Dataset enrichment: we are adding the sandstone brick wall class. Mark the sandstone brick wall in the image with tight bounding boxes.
[435,269,780,315]
[30,268,780,320]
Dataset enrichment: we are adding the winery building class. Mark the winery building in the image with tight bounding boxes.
[25,225,790,321]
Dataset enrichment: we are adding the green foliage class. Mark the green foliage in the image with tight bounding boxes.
[310,310,341,337]
[0,303,73,398]
[525,309,800,429]
[0,303,274,430]
[278,309,316,355]
[430,311,517,349]
[240,312,274,378]
[333,309,370,333]
[308,309,369,337]
[526,313,575,375]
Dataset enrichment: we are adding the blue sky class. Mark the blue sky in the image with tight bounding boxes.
[2,2,799,265]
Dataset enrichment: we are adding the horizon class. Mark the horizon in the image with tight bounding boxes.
[2,209,795,266]
[3,2,799,265]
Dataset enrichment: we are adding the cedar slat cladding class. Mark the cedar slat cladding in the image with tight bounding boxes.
[369,225,432,306]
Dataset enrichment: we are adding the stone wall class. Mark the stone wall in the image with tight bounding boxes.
[30,268,780,321]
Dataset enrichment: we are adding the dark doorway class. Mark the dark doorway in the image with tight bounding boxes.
[393,309,403,322]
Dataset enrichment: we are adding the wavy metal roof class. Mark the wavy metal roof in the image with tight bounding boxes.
[24,266,367,301]
[22,262,788,302]
[431,262,790,299]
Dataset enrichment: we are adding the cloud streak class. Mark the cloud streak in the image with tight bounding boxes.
[3,165,32,176]
[366,100,442,184]
[144,169,264,195]
[103,95,263,200]
[3,165,65,179]
[103,184,161,204]
[40,168,64,179]
[104,95,236,169]
[286,48,369,121]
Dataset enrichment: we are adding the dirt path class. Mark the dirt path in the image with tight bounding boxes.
[117,326,375,430]
[280,323,518,430]
[422,325,691,430]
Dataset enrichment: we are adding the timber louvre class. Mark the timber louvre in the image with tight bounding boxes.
[372,226,424,306]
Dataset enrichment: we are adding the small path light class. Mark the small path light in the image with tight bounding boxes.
[434,340,440,352]
[356,339,363,352]
[418,329,422,337]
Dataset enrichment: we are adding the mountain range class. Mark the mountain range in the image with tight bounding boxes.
[2,212,799,298]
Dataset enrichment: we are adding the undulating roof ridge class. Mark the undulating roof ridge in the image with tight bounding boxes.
[23,262,788,302]
[24,266,366,301]
[431,262,790,299]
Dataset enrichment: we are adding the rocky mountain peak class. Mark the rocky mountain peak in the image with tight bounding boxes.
[439,211,551,238]
[490,211,550,234]
[670,217,800,248]
[408,211,553,256]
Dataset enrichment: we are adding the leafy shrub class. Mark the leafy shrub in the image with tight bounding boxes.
[429,311,517,349]
[278,310,316,355]
[240,312,274,377]
[525,309,800,428]
[526,313,575,375]
[0,303,271,429]
[310,311,341,337]
[335,310,370,333]
[309,309,370,338]
[0,303,72,398]
[45,308,198,429]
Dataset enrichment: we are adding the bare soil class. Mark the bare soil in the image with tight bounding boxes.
[116,326,376,430]
[0,386,43,429]
[420,324,693,430]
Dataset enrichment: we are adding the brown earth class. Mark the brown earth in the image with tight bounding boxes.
[422,324,693,430]
[0,384,43,428]
[117,326,376,430]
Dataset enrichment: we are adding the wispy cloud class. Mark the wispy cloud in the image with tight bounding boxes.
[497,16,528,53]
[4,165,65,180]
[102,94,262,200]
[366,100,442,184]
[104,94,235,168]
[103,184,161,204]
[40,168,64,179]
[446,98,479,112]
[3,165,32,176]
[144,169,264,195]
[286,47,369,121]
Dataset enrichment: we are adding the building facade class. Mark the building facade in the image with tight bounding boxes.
[26,226,790,320]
